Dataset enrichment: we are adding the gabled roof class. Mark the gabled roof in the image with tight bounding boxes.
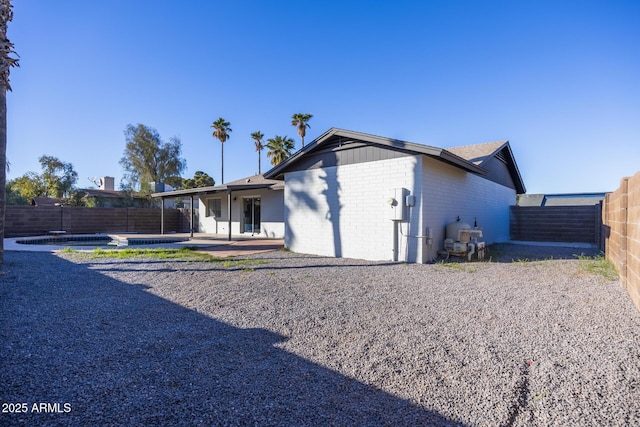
[446,140,526,193]
[264,128,486,180]
[264,128,526,193]
[150,174,283,198]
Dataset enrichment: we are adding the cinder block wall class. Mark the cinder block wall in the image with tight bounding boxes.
[603,172,640,311]
[5,206,182,237]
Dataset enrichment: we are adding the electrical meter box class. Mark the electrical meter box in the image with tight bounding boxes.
[388,188,407,221]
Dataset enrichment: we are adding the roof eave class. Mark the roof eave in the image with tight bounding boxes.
[151,185,224,198]
[265,128,485,178]
[501,142,527,194]
[151,182,284,198]
[439,150,488,175]
[263,129,335,179]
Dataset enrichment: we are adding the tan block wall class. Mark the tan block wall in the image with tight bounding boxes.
[603,172,640,311]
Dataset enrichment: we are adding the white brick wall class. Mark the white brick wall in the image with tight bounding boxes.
[284,156,421,261]
[284,154,516,263]
[421,156,516,260]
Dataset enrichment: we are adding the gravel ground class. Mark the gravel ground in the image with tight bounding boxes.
[1,244,639,426]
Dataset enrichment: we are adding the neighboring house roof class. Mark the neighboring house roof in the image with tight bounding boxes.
[517,194,545,206]
[150,174,283,199]
[31,197,64,206]
[518,193,607,206]
[80,188,129,198]
[264,128,526,193]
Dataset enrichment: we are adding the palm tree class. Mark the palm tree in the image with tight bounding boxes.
[291,113,313,147]
[0,0,18,265]
[266,135,295,166]
[210,117,231,184]
[250,130,264,174]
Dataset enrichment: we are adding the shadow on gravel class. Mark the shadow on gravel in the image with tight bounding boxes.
[82,256,402,274]
[0,252,465,426]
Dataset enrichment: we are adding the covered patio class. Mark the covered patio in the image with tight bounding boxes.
[151,174,284,241]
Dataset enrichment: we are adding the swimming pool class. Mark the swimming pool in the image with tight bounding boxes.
[15,234,189,247]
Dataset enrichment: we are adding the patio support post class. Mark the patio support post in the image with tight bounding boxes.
[160,197,165,235]
[190,195,194,238]
[227,190,232,241]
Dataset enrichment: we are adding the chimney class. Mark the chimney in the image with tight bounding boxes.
[101,176,115,191]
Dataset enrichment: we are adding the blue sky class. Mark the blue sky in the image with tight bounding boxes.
[7,0,640,194]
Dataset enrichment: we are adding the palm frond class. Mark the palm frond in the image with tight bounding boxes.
[0,0,19,91]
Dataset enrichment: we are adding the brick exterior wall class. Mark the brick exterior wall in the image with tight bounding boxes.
[509,205,600,243]
[284,155,516,263]
[421,156,515,261]
[5,206,183,237]
[285,156,420,262]
[603,172,640,311]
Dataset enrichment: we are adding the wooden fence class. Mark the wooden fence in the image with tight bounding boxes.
[4,206,190,237]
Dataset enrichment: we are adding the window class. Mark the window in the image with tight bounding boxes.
[206,198,222,218]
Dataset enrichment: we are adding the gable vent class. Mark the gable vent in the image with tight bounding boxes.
[495,150,508,164]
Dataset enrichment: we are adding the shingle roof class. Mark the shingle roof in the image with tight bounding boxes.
[445,141,508,166]
[264,128,526,193]
[224,174,284,189]
[447,140,526,193]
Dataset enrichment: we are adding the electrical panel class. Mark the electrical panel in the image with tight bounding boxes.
[388,188,407,221]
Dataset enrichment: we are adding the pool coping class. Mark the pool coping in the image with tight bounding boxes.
[4,233,284,254]
[5,234,192,252]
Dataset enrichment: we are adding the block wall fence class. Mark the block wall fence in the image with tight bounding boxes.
[602,171,640,312]
[510,205,602,244]
[4,206,192,237]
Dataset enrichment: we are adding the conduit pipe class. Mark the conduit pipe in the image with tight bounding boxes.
[399,224,435,263]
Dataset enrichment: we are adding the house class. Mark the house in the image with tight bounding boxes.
[152,174,284,239]
[263,128,525,263]
[80,176,157,207]
[152,127,525,263]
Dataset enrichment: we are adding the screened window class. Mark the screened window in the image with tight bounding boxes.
[206,198,222,218]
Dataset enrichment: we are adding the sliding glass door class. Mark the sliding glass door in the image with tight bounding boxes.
[242,197,261,234]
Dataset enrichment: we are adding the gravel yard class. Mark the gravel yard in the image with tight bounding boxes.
[1,244,640,426]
